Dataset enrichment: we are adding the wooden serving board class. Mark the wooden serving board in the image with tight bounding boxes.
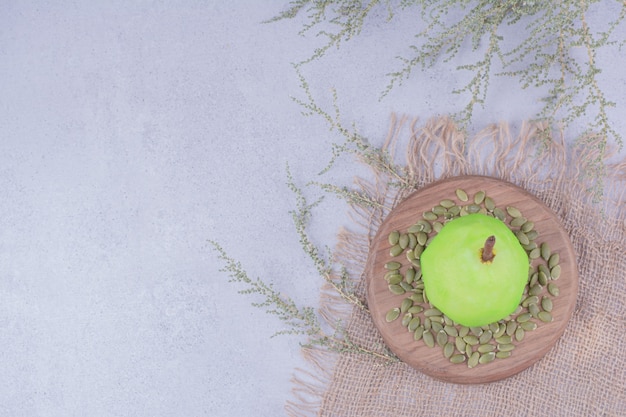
[366,175,578,384]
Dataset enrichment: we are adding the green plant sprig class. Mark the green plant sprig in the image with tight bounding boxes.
[293,67,412,190]
[210,165,398,362]
[266,0,394,66]
[272,0,626,200]
[211,240,322,338]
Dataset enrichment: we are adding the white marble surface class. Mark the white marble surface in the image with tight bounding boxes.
[1,2,624,416]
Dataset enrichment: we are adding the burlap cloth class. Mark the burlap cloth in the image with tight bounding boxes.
[288,116,626,417]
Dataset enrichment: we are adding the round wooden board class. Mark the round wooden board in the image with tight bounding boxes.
[366,175,578,384]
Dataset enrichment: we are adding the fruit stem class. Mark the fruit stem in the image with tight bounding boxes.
[481,235,496,262]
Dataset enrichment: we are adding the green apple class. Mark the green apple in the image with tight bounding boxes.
[420,213,529,327]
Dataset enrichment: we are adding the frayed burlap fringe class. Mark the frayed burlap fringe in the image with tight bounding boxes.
[288,115,626,417]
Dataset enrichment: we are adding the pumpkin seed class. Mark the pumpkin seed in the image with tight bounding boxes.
[516,313,532,323]
[478,343,496,353]
[386,308,400,322]
[407,233,417,249]
[515,230,530,245]
[399,282,413,292]
[497,343,515,352]
[444,342,455,358]
[520,321,537,331]
[463,335,479,345]
[511,217,527,227]
[493,207,506,221]
[529,272,539,287]
[538,271,549,286]
[398,233,409,249]
[474,191,486,205]
[401,313,413,327]
[411,246,423,261]
[470,326,484,337]
[515,327,525,342]
[529,303,540,318]
[448,205,461,216]
[423,211,438,221]
[494,323,506,338]
[432,205,446,216]
[548,253,560,268]
[538,311,553,322]
[523,241,538,251]
[390,244,403,257]
[458,326,469,338]
[443,315,454,326]
[521,221,535,233]
[467,204,481,213]
[444,325,458,337]
[496,334,513,345]
[436,330,448,347]
[506,320,518,336]
[423,317,431,331]
[529,284,543,296]
[496,351,512,359]
[506,206,522,218]
[479,351,496,364]
[419,220,433,233]
[548,282,560,296]
[526,230,539,241]
[479,330,493,344]
[417,231,428,246]
[385,261,401,270]
[388,231,400,245]
[413,325,424,341]
[429,313,444,323]
[540,242,551,261]
[386,274,402,285]
[522,295,539,308]
[423,330,435,348]
[433,221,443,233]
[440,199,456,208]
[465,343,473,357]
[408,316,421,332]
[405,268,416,284]
[400,298,413,313]
[455,336,466,352]
[388,284,405,295]
[415,267,423,280]
[408,305,423,314]
[529,247,541,259]
[431,321,444,333]
[410,292,425,303]
[541,296,553,312]
[551,265,561,280]
[489,322,499,333]
[424,308,443,317]
[384,270,399,280]
[406,249,416,264]
[468,351,480,368]
[455,188,469,201]
[408,224,424,234]
[484,196,496,211]
[450,354,466,364]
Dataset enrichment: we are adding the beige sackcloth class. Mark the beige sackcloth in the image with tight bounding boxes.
[288,116,626,417]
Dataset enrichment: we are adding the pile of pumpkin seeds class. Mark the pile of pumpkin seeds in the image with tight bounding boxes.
[384,188,561,368]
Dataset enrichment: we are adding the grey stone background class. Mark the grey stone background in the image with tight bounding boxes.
[1,1,624,416]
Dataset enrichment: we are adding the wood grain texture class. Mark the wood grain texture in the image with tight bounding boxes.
[366,176,578,384]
